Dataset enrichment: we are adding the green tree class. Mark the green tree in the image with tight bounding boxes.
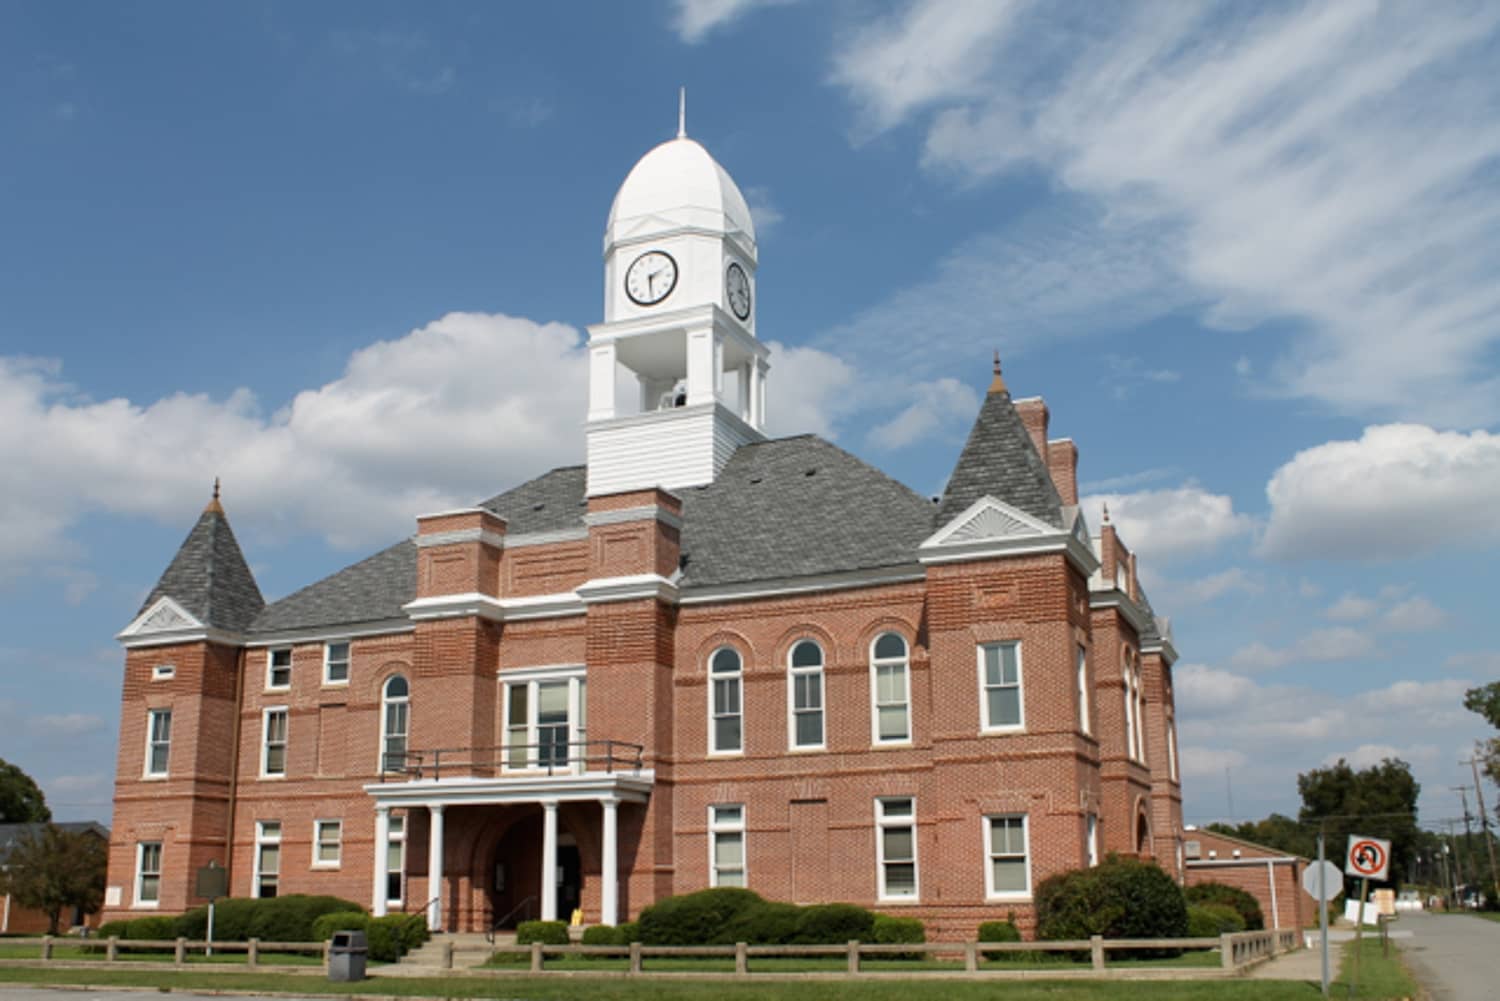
[1206,813,1316,859]
[0,758,50,822]
[1463,682,1500,794]
[0,825,106,934]
[1298,757,1420,891]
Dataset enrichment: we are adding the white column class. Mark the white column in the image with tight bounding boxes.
[686,329,715,406]
[601,797,620,926]
[541,801,559,921]
[568,677,584,776]
[756,361,768,428]
[372,806,390,916]
[426,804,445,931]
[588,342,617,422]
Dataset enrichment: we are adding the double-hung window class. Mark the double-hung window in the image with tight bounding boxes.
[788,640,824,749]
[985,814,1031,898]
[135,842,162,907]
[254,821,281,898]
[876,797,918,900]
[502,668,586,771]
[385,814,405,904]
[323,641,350,685]
[381,676,409,773]
[145,709,172,777]
[979,641,1023,731]
[709,804,746,887]
[313,820,341,867]
[870,633,910,744]
[267,648,291,690]
[1076,645,1091,735]
[709,648,743,754]
[262,708,288,777]
[1086,814,1099,867]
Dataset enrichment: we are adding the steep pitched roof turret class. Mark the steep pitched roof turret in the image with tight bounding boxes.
[935,360,1064,528]
[138,483,264,633]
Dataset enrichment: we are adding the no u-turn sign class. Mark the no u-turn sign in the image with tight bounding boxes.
[1345,834,1392,881]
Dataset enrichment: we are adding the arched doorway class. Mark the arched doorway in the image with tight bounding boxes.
[487,810,582,928]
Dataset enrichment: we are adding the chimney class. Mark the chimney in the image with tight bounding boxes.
[1047,438,1078,505]
[1013,397,1050,465]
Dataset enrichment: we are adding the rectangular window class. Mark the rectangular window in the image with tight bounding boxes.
[262,708,288,777]
[313,820,342,867]
[501,671,586,771]
[876,797,918,900]
[788,641,825,749]
[1076,645,1090,735]
[145,709,172,777]
[979,641,1024,731]
[323,642,350,685]
[151,664,175,680]
[1087,814,1099,867]
[1168,721,1179,781]
[135,842,162,906]
[709,649,743,754]
[254,822,281,898]
[709,804,746,887]
[873,664,909,743]
[985,814,1031,898]
[386,815,405,904]
[267,648,292,689]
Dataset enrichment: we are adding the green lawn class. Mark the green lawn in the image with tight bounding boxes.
[0,966,1321,1000]
[0,943,323,965]
[1466,910,1500,923]
[1331,936,1419,999]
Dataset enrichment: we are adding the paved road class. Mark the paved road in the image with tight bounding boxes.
[0,993,333,1001]
[1397,912,1500,1001]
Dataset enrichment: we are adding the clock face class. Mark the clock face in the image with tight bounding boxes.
[624,251,678,306]
[725,262,751,320]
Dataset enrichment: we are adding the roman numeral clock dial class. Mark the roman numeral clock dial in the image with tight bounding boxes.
[624,250,678,306]
[726,261,751,320]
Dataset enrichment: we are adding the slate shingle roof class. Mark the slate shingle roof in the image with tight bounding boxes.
[250,540,417,634]
[139,507,264,633]
[478,466,589,535]
[935,390,1063,529]
[677,436,935,588]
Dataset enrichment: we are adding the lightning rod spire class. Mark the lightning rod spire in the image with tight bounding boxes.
[678,86,686,139]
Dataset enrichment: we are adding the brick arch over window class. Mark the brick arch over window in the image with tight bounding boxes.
[692,630,755,673]
[772,623,837,667]
[364,659,412,704]
[1135,804,1152,856]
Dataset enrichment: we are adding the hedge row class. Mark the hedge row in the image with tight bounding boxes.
[1185,882,1265,931]
[1034,856,1188,948]
[634,888,923,947]
[99,895,365,944]
[1187,903,1246,938]
[308,912,428,961]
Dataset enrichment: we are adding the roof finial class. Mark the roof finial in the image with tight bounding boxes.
[988,350,1008,394]
[677,86,687,139]
[205,476,224,515]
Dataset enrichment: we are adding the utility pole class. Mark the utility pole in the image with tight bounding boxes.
[1455,785,1478,881]
[1464,753,1500,892]
[1446,820,1465,898]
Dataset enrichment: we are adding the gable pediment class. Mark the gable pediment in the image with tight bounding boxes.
[117,596,205,642]
[922,495,1056,550]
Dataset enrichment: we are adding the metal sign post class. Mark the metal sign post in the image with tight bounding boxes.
[1303,840,1343,998]
[1343,834,1392,999]
[194,861,228,957]
[1319,831,1330,997]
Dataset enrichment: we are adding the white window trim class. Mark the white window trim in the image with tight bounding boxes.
[707,647,744,756]
[143,708,171,778]
[875,797,919,902]
[786,640,826,752]
[977,641,1025,733]
[385,814,405,905]
[708,804,747,888]
[266,647,292,691]
[983,813,1032,901]
[1167,718,1179,782]
[133,841,162,909]
[322,641,350,687]
[1076,646,1091,736]
[501,668,586,773]
[151,664,175,680]
[1087,814,1099,867]
[1136,683,1149,766]
[869,634,911,746]
[312,819,342,869]
[379,677,410,773]
[253,821,281,899]
[261,706,289,779]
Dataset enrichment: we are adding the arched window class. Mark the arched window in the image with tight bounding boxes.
[381,675,409,773]
[788,639,825,749]
[1136,811,1152,856]
[1167,714,1179,782]
[870,633,910,744]
[709,647,743,754]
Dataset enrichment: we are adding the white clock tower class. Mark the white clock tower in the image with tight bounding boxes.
[584,117,770,497]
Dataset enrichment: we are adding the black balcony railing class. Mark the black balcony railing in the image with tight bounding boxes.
[378,739,645,782]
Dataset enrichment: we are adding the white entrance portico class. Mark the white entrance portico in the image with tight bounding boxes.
[365,768,653,930]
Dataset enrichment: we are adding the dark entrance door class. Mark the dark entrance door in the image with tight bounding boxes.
[556,845,581,920]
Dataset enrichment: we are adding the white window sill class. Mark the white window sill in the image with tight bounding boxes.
[706,749,744,758]
[981,724,1026,735]
[259,773,287,781]
[986,893,1033,902]
[311,862,341,870]
[787,744,826,754]
[322,679,349,689]
[876,895,920,905]
[141,773,168,781]
[131,901,160,910]
[871,739,913,749]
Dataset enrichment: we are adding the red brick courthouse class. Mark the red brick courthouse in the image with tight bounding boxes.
[103,130,1185,941]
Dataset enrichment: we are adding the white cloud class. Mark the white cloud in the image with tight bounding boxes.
[1227,626,1377,672]
[1081,484,1254,564]
[867,378,980,450]
[671,0,796,44]
[1323,743,1439,771]
[1382,596,1448,633]
[1175,663,1257,716]
[1324,592,1382,622]
[1179,746,1247,781]
[331,30,457,96]
[1261,425,1500,560]
[832,3,1500,424]
[35,713,104,737]
[743,186,784,237]
[1161,567,1261,606]
[762,341,857,440]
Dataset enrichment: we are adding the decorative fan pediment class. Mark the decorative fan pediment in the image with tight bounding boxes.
[121,596,203,637]
[922,495,1055,550]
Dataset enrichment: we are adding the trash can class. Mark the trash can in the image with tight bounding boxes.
[328,930,368,982]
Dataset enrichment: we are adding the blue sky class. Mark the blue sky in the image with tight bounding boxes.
[4,0,1499,833]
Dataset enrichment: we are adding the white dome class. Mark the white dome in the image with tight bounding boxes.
[606,137,756,251]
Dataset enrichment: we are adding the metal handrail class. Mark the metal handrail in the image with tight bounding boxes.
[486,894,537,943]
[379,738,645,782]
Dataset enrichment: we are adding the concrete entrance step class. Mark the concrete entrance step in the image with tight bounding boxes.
[398,932,499,971]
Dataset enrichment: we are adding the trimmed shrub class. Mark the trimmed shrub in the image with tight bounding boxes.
[1035,855,1189,951]
[716,901,802,945]
[581,924,623,946]
[1187,906,1222,939]
[638,888,764,945]
[311,911,369,944]
[395,913,429,953]
[98,916,176,941]
[872,913,925,960]
[792,903,876,945]
[1185,882,1265,931]
[363,915,411,962]
[617,921,640,944]
[1194,903,1245,935]
[978,919,1022,961]
[516,920,570,946]
[174,895,364,943]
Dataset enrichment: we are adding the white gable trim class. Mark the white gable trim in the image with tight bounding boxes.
[922,495,1056,549]
[921,496,1100,576]
[117,597,245,649]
